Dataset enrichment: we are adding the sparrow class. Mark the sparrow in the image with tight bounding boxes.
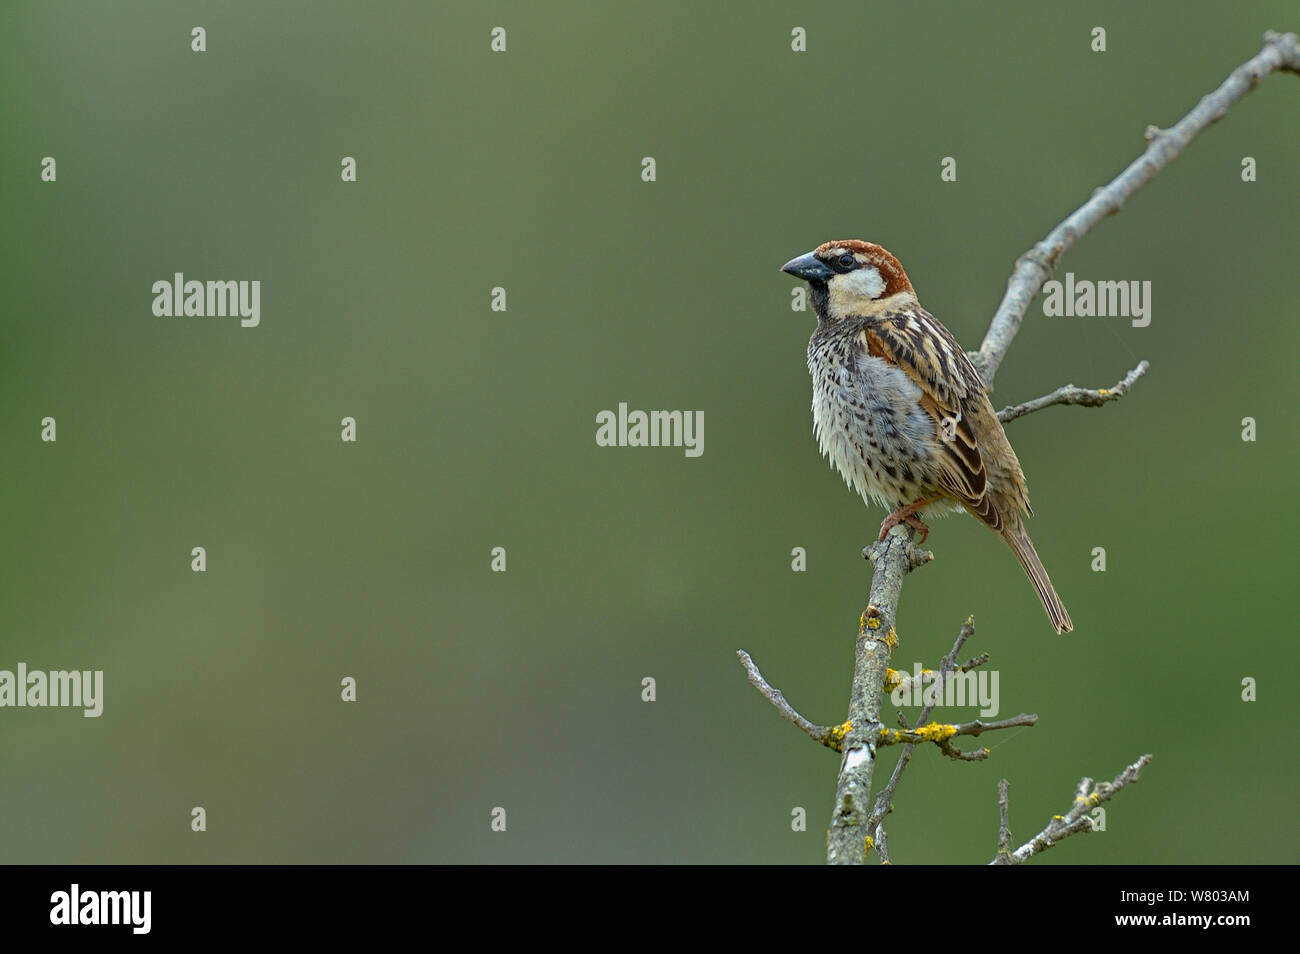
[781,240,1073,634]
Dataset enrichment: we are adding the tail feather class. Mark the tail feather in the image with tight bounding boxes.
[1001,524,1073,634]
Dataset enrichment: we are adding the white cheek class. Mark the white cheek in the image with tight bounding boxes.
[841,266,886,299]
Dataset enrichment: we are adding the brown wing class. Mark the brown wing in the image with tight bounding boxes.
[861,308,991,512]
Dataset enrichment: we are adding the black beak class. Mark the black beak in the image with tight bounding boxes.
[780,251,832,282]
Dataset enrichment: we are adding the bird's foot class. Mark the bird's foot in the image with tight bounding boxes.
[877,495,943,544]
[878,510,930,544]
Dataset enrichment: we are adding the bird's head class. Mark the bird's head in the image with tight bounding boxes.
[781,240,915,320]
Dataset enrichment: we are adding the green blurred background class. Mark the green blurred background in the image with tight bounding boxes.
[1,1,1296,864]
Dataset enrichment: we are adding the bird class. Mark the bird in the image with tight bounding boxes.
[781,239,1073,634]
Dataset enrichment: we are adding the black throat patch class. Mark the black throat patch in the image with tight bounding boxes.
[808,280,829,319]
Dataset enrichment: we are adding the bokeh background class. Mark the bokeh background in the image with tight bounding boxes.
[2,0,1296,864]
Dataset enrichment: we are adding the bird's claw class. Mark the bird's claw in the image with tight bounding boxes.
[878,509,931,545]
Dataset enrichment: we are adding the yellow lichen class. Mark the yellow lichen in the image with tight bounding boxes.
[824,720,852,752]
[909,722,958,743]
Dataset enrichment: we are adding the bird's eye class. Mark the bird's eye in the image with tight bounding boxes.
[838,254,855,268]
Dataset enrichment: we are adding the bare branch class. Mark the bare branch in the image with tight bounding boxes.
[736,650,846,751]
[997,360,1149,424]
[990,755,1153,865]
[826,527,932,865]
[879,713,1039,756]
[997,779,1012,857]
[872,824,891,864]
[973,31,1300,386]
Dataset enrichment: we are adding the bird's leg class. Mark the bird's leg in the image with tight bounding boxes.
[878,493,945,544]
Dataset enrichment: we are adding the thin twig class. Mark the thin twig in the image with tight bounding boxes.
[736,650,845,750]
[996,779,1012,857]
[997,360,1149,424]
[973,31,1300,386]
[879,713,1038,752]
[872,824,891,864]
[989,755,1153,865]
